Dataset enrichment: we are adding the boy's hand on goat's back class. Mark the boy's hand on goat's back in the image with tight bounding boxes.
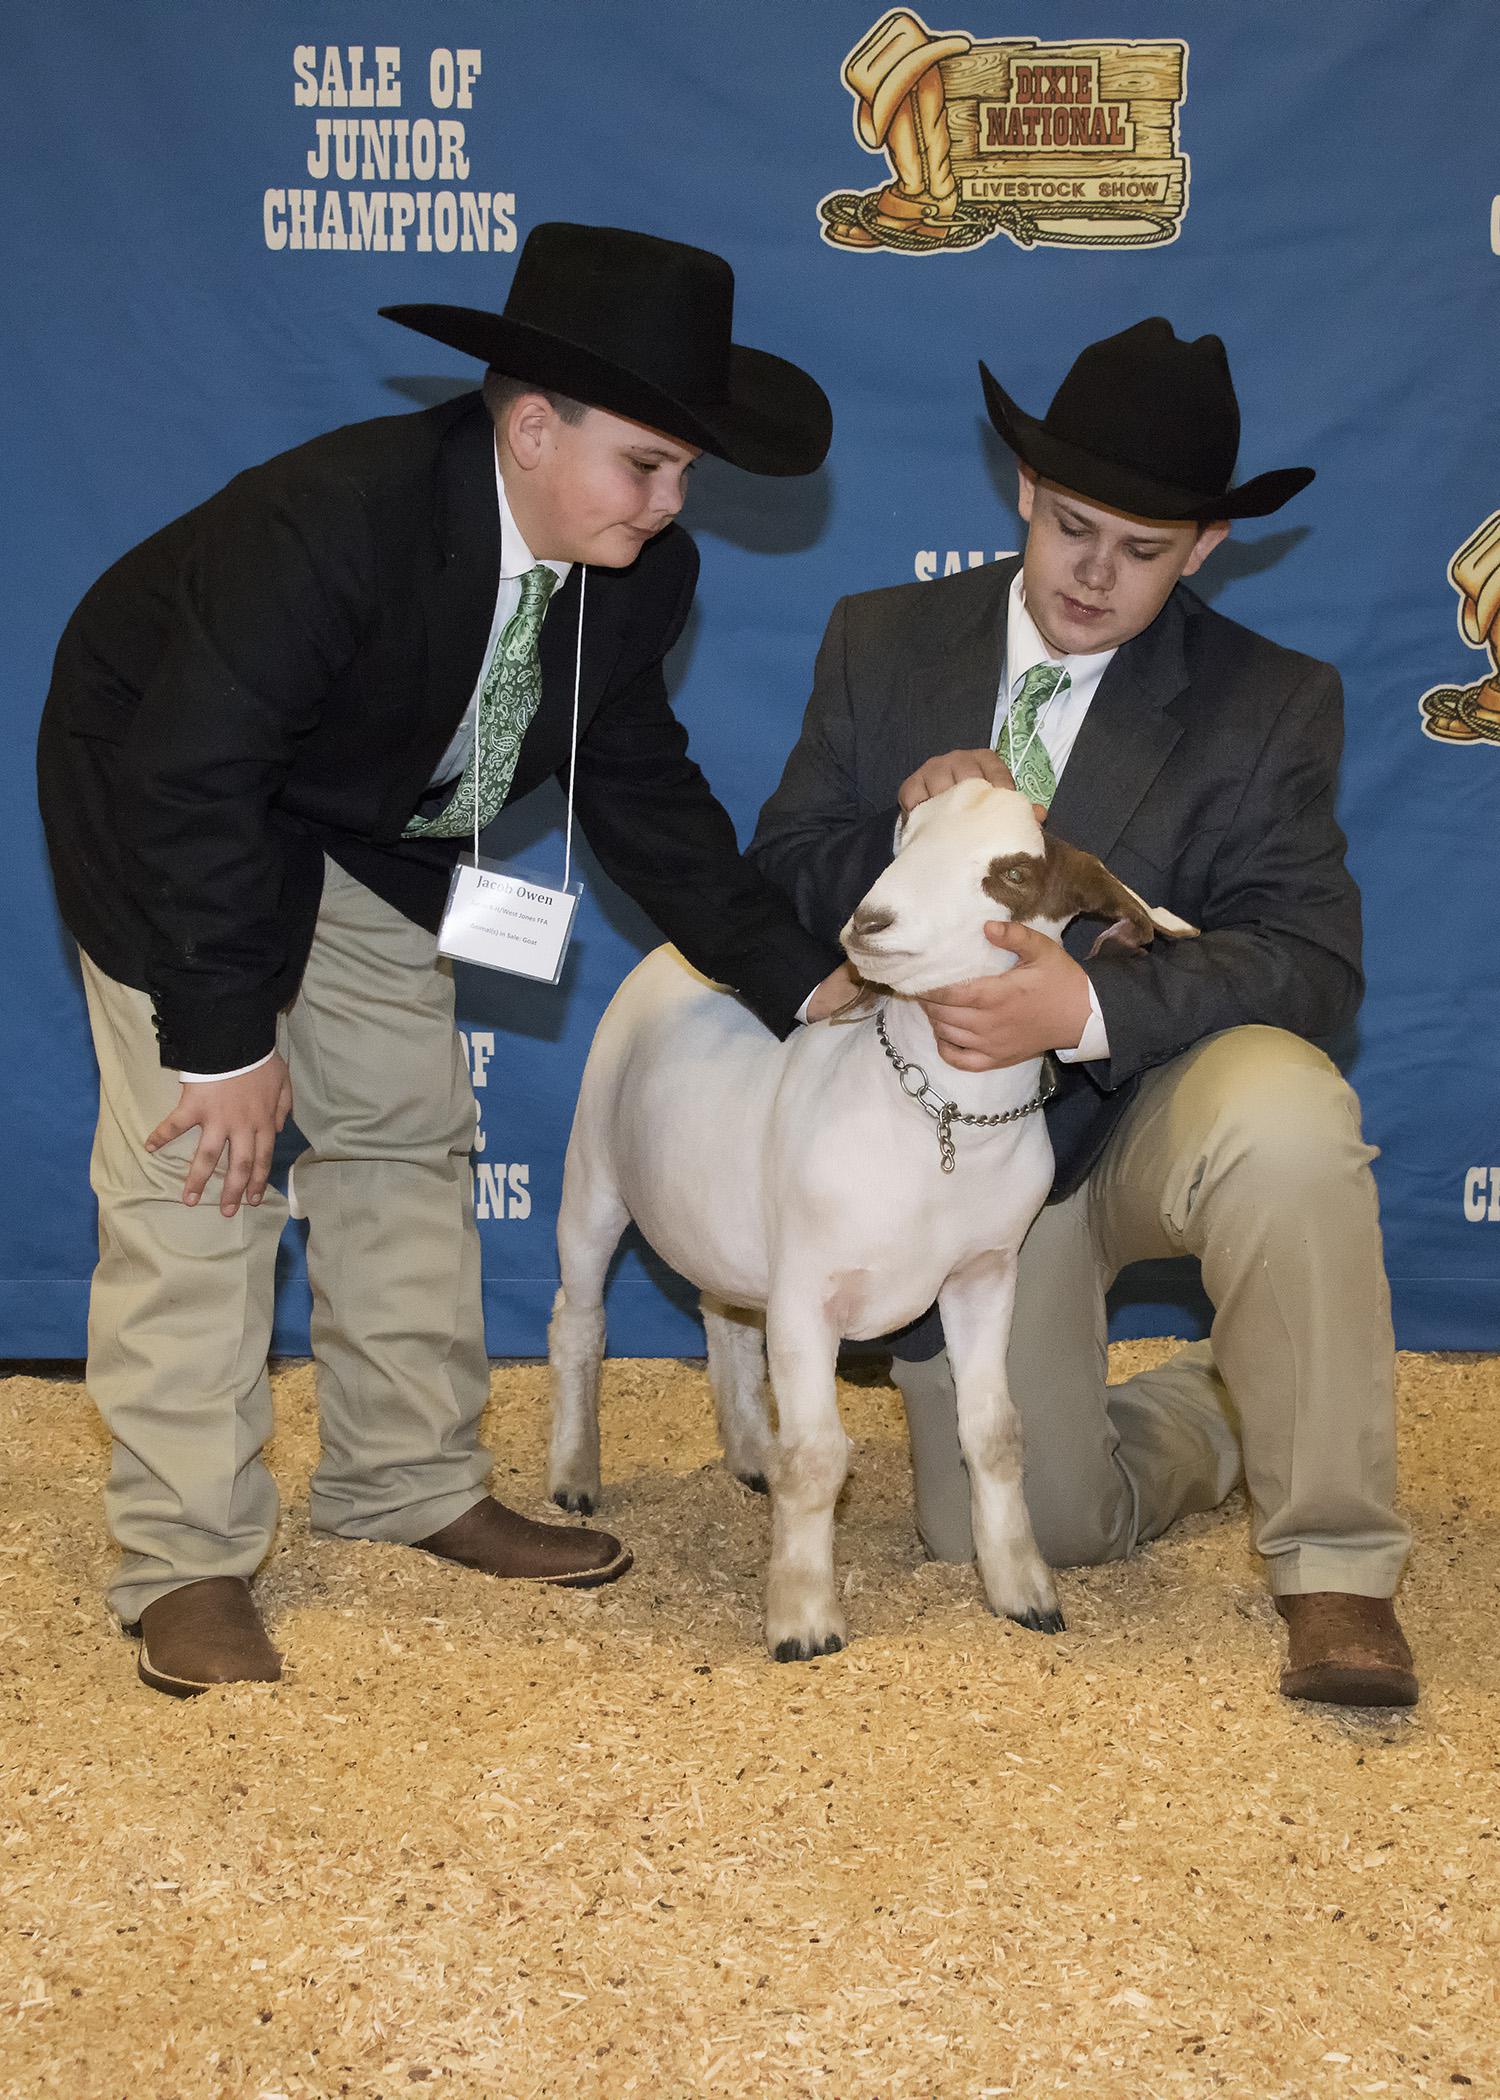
[918,922,1091,1069]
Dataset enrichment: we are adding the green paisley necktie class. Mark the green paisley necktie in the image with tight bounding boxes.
[997,661,1069,810]
[405,563,559,840]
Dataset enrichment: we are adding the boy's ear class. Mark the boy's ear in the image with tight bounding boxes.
[502,391,555,468]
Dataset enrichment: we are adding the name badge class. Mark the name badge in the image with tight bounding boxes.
[438,859,581,984]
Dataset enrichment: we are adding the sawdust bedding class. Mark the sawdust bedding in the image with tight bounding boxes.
[1,1345,1496,2099]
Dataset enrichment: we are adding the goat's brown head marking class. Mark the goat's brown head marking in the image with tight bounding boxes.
[984,834,1184,956]
[981,852,1050,923]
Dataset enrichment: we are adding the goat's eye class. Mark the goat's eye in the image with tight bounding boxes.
[1003,866,1027,884]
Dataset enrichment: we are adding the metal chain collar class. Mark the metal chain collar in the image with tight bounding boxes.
[874,1010,1056,1174]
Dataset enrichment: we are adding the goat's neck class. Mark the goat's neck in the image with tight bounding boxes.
[874,991,1046,1111]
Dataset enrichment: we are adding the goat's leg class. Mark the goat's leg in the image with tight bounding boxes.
[547,1154,629,1515]
[763,1294,850,1661]
[701,1293,773,1494]
[938,1253,1064,1633]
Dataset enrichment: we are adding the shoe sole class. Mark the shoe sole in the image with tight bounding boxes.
[424,1542,635,1589]
[132,1637,282,1698]
[534,1543,634,1588]
[1281,1662,1419,1709]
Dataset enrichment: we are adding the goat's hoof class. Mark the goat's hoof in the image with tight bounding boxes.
[550,1487,596,1516]
[736,1470,770,1497]
[771,1632,846,1663]
[1010,1606,1066,1635]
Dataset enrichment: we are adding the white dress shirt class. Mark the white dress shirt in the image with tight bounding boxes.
[995,569,1116,1065]
[992,568,1115,781]
[180,442,566,1082]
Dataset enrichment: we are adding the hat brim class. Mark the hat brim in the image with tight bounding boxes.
[979,361,1314,522]
[380,305,830,476]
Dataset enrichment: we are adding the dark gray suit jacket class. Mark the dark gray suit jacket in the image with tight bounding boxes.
[750,556,1362,1210]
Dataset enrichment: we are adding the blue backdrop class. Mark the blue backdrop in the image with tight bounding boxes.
[5,1,1497,1357]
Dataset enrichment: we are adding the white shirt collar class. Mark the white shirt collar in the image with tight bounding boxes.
[1006,568,1116,691]
[495,442,572,592]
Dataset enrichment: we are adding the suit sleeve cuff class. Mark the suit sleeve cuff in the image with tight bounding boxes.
[151,986,281,1075]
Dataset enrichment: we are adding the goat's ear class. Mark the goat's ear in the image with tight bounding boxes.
[1039,834,1197,954]
[1088,914,1154,958]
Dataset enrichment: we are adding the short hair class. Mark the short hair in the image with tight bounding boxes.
[481,368,589,427]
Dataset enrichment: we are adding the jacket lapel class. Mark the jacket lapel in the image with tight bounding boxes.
[372,399,500,838]
[1046,587,1189,860]
[900,558,1017,779]
[411,400,502,774]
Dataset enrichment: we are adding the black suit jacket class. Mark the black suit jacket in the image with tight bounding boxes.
[38,391,837,1070]
[750,556,1363,1201]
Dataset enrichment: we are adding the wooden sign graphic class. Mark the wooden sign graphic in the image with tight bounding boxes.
[819,10,1189,253]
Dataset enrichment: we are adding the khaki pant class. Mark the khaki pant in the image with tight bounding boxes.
[82,859,491,1622]
[894,1027,1410,1598]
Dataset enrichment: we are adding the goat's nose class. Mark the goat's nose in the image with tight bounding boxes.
[847,905,896,942]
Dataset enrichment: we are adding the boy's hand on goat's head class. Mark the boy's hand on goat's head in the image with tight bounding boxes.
[899,748,1023,814]
[917,922,1092,1070]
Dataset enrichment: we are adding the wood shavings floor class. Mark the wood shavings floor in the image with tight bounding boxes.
[1,1345,1497,2099]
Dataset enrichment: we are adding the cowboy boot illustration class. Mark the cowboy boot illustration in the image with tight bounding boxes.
[828,9,972,248]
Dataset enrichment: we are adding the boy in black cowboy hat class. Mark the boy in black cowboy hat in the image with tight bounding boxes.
[38,221,849,1696]
[753,318,1417,1708]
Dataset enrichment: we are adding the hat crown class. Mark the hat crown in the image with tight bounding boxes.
[978,318,1312,520]
[378,219,832,475]
[504,222,731,406]
[845,8,941,97]
[843,8,973,149]
[1045,319,1241,499]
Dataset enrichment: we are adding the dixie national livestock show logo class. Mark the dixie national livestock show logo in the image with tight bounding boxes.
[1418,511,1500,748]
[818,9,1189,254]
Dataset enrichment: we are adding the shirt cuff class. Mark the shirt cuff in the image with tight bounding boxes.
[177,1051,277,1083]
[794,988,816,1026]
[1054,980,1110,1064]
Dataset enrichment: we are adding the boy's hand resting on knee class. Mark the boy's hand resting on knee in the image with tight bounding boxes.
[145,1054,293,1216]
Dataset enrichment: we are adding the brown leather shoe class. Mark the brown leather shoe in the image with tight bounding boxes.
[1277,1592,1418,1708]
[128,1577,283,1697]
[414,1496,633,1588]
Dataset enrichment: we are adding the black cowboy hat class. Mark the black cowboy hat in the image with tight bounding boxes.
[380,221,831,477]
[979,318,1314,521]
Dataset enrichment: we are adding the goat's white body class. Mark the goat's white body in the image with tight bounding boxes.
[550,947,1059,1658]
[570,947,1052,1340]
[548,781,1194,1658]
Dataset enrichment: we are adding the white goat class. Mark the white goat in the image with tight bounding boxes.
[548,781,1195,1660]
